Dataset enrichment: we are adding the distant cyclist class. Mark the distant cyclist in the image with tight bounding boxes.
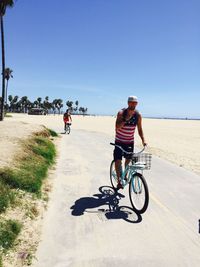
[63,109,72,130]
[113,96,147,190]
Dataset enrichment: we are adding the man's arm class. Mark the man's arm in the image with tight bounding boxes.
[137,114,147,146]
[116,111,126,129]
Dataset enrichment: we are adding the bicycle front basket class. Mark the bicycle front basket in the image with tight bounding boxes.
[132,153,152,170]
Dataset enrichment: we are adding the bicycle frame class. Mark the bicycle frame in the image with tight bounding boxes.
[117,160,146,188]
[110,142,150,213]
[110,142,146,188]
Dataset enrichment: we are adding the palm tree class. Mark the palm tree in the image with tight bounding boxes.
[33,100,39,108]
[37,97,42,108]
[25,99,32,113]
[57,98,63,114]
[12,95,18,112]
[8,94,18,112]
[0,0,15,121]
[75,100,79,114]
[4,67,13,105]
[79,107,88,115]
[79,107,83,114]
[8,93,12,111]
[66,100,73,112]
[21,96,28,113]
[15,99,22,112]
[43,96,50,114]
[8,93,12,102]
[52,99,58,115]
[84,108,88,115]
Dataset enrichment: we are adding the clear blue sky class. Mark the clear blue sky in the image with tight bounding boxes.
[4,0,200,118]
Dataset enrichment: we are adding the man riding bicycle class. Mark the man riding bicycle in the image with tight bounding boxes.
[113,96,147,190]
[63,109,72,129]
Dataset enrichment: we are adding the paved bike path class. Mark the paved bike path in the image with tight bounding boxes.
[33,129,200,267]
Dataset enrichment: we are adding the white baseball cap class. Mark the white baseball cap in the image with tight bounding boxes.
[128,95,138,102]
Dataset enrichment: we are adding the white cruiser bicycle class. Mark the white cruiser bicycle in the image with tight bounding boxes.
[110,143,152,214]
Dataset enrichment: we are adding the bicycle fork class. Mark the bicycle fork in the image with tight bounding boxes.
[130,173,143,194]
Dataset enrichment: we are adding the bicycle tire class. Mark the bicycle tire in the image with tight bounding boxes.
[66,125,70,134]
[129,172,149,214]
[110,160,118,189]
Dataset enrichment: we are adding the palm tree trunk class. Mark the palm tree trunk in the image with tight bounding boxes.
[5,78,8,105]
[0,15,5,121]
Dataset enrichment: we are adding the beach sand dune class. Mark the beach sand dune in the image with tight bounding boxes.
[0,119,43,168]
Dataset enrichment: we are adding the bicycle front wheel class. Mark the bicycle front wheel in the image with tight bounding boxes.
[110,160,118,190]
[129,172,149,214]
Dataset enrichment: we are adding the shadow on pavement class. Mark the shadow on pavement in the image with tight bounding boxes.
[70,186,142,223]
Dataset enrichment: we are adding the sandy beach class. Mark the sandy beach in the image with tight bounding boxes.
[1,113,200,176]
[1,113,200,267]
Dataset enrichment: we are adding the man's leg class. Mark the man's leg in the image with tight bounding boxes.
[124,143,133,179]
[114,144,124,189]
[124,159,131,180]
[125,159,131,168]
[115,160,122,184]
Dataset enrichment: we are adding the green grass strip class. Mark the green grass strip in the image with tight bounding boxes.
[0,130,56,194]
[31,137,56,165]
[47,128,58,137]
[0,181,14,213]
[0,219,22,250]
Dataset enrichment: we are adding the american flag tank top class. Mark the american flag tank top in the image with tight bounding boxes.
[115,109,139,144]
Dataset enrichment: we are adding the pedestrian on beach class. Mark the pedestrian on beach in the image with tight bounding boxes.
[113,96,147,190]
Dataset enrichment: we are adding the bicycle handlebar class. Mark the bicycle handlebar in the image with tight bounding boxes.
[110,142,146,156]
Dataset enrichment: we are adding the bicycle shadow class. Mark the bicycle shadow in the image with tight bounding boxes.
[70,186,142,223]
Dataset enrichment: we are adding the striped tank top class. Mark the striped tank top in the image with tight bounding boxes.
[115,109,139,144]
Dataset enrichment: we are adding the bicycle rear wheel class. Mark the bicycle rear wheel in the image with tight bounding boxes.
[110,160,118,189]
[66,125,70,134]
[129,172,149,214]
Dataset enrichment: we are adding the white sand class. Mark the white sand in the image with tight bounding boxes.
[0,119,43,168]
[1,113,200,176]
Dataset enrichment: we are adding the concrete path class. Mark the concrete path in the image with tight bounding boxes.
[33,129,200,267]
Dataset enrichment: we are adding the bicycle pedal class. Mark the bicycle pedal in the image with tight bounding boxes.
[116,183,124,190]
